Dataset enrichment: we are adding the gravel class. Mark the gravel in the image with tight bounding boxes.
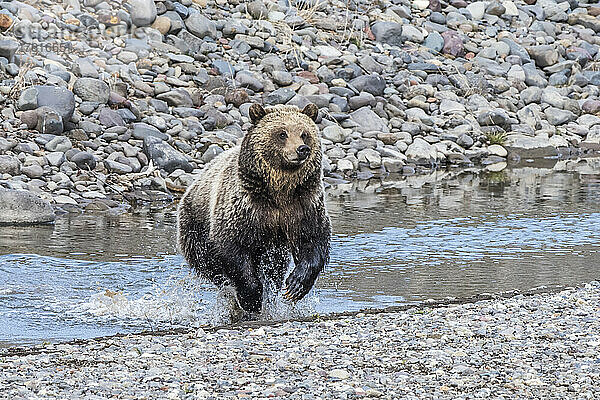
[2,282,599,399]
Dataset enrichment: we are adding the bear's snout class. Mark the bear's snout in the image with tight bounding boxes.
[297,145,310,161]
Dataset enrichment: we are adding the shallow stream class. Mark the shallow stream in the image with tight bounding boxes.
[1,159,600,346]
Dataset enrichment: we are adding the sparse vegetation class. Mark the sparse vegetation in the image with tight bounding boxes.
[486,131,508,146]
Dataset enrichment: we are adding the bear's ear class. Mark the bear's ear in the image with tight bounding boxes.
[249,104,267,124]
[302,103,319,122]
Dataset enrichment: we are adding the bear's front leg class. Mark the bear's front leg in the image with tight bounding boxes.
[284,215,331,302]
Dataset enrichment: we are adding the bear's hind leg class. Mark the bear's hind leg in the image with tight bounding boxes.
[226,260,263,316]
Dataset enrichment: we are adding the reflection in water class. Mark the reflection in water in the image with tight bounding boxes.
[1,159,600,345]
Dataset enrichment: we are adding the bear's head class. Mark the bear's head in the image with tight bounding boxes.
[240,104,322,194]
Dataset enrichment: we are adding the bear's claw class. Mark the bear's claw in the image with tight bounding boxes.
[283,281,308,302]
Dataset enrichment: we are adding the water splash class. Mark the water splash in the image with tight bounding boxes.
[73,273,212,329]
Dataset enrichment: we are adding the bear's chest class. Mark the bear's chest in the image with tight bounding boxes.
[249,199,307,240]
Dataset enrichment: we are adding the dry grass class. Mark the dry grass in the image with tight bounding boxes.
[8,62,35,100]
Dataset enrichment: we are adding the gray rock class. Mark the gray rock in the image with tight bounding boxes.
[0,40,19,61]
[98,107,125,127]
[246,0,268,19]
[18,86,76,121]
[371,22,403,46]
[358,56,383,75]
[350,107,389,133]
[265,88,296,105]
[501,38,531,64]
[261,55,286,74]
[0,189,55,224]
[541,87,565,109]
[201,144,224,163]
[406,137,436,165]
[440,99,466,114]
[37,86,76,121]
[74,58,99,78]
[527,45,559,68]
[523,63,548,87]
[457,133,474,149]
[357,148,382,168]
[212,60,235,76]
[322,125,349,143]
[423,31,444,52]
[521,87,542,105]
[544,107,576,126]
[80,120,103,134]
[132,123,170,141]
[21,164,44,179]
[71,151,97,170]
[185,12,217,39]
[236,73,264,92]
[486,1,505,16]
[0,138,15,152]
[401,25,424,43]
[17,87,38,111]
[156,89,193,107]
[45,136,72,152]
[272,70,293,86]
[477,109,509,126]
[117,108,138,123]
[104,160,133,174]
[466,2,486,20]
[73,78,110,104]
[35,106,63,134]
[567,13,600,33]
[348,92,376,110]
[349,74,386,96]
[505,134,558,158]
[0,155,20,176]
[143,136,193,173]
[130,0,157,27]
[548,71,569,86]
[45,152,65,167]
[518,104,542,129]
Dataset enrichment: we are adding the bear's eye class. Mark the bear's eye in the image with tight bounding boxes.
[278,131,287,140]
[301,132,308,140]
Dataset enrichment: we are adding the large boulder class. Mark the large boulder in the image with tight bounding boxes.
[0,189,55,225]
[17,85,75,121]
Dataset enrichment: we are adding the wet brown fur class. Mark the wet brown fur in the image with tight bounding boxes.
[177,104,331,317]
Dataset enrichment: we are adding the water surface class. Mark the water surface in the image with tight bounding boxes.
[1,159,600,346]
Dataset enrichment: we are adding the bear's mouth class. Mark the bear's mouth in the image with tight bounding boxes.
[283,156,307,169]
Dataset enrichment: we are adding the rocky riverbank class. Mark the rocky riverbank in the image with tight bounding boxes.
[1,0,600,221]
[1,282,599,399]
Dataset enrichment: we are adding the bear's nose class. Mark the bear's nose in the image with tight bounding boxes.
[297,145,310,160]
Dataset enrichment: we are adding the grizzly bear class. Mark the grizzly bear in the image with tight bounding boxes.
[177,103,331,318]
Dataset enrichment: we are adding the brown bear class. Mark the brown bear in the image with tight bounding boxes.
[177,103,331,318]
